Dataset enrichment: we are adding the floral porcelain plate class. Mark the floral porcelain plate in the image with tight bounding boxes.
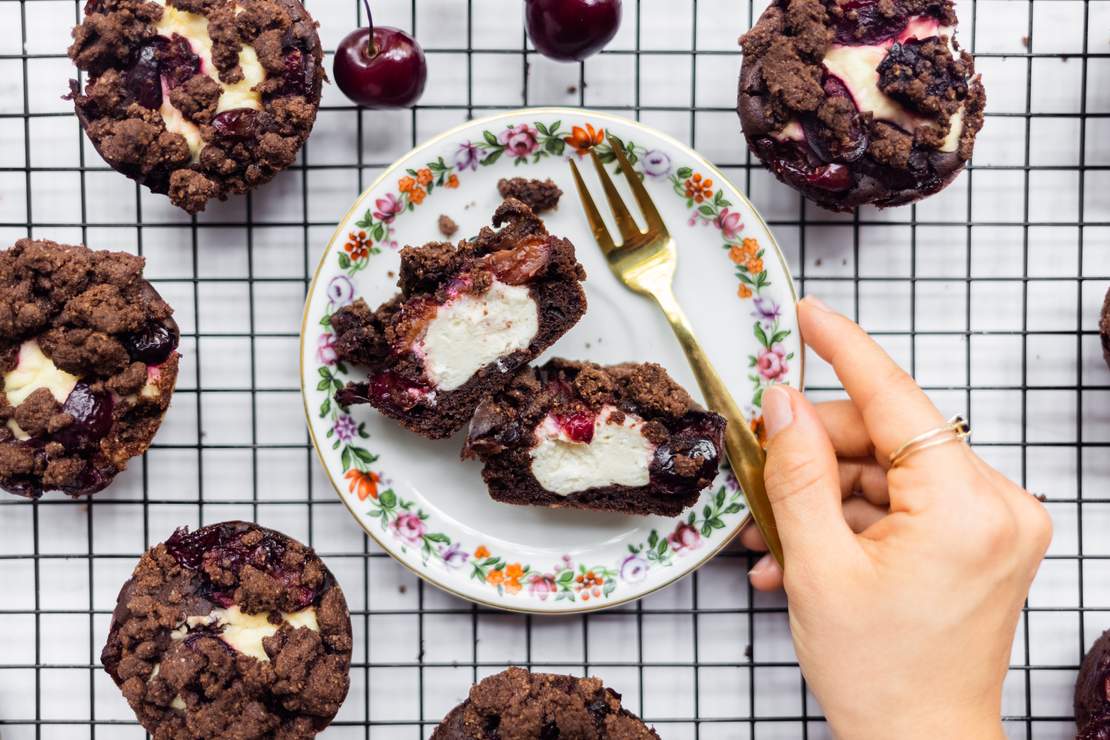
[301,108,801,614]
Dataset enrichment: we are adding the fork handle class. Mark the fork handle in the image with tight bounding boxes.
[652,288,784,567]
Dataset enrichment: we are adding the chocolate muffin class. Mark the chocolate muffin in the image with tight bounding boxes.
[102,521,353,739]
[331,198,588,440]
[431,667,659,740]
[1076,630,1110,739]
[463,359,726,517]
[67,0,324,214]
[1100,286,1109,371]
[0,239,179,499]
[738,0,985,211]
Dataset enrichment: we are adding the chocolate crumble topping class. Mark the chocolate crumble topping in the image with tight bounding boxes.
[67,0,325,213]
[101,522,353,739]
[0,239,179,498]
[738,0,986,210]
[432,667,659,740]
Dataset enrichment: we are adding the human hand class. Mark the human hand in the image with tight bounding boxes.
[741,296,1052,740]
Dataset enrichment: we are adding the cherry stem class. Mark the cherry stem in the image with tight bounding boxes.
[362,0,379,57]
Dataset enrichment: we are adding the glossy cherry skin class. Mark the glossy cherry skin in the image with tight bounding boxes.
[333,26,427,108]
[524,0,622,62]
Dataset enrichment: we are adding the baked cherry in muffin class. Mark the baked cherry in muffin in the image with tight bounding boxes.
[738,0,985,211]
[1100,287,1109,372]
[1076,630,1110,739]
[330,198,588,439]
[432,667,659,739]
[463,359,726,517]
[0,239,180,498]
[101,521,353,738]
[67,0,324,213]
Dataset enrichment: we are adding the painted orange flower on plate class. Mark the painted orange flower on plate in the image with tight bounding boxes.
[566,123,604,155]
[345,469,381,501]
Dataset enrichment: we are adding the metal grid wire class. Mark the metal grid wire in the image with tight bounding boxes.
[0,0,1107,737]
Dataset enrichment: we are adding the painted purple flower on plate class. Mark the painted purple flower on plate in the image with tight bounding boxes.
[641,149,671,177]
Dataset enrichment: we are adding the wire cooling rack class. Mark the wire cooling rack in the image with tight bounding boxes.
[0,0,1107,737]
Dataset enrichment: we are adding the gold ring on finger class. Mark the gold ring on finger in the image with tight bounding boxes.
[888,415,971,469]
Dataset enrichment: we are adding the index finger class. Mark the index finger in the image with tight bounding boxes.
[798,297,954,465]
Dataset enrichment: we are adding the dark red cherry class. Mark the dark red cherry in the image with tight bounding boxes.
[2,475,43,499]
[481,236,551,285]
[1079,722,1110,740]
[211,108,258,140]
[157,34,201,89]
[123,321,179,365]
[555,410,595,444]
[822,75,859,108]
[279,47,317,98]
[800,162,853,190]
[765,140,855,192]
[165,525,224,570]
[801,74,868,164]
[366,371,430,411]
[165,523,322,608]
[126,42,164,109]
[832,0,909,45]
[649,413,724,493]
[337,371,431,412]
[334,3,426,109]
[54,383,114,451]
[58,463,113,497]
[524,0,622,62]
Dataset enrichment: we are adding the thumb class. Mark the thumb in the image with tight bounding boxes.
[761,385,856,567]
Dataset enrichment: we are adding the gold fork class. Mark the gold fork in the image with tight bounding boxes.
[569,132,784,567]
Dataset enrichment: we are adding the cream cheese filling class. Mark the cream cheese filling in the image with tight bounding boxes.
[153,0,267,159]
[170,605,319,662]
[821,20,963,153]
[416,280,539,392]
[775,19,965,154]
[3,340,79,441]
[529,406,656,496]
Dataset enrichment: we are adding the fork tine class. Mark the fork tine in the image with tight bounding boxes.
[569,158,618,255]
[588,149,644,243]
[606,132,667,235]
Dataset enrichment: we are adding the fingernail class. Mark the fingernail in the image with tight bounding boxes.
[762,385,793,439]
[803,294,833,312]
[749,553,776,577]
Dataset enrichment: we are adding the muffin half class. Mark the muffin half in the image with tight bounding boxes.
[463,359,726,517]
[331,198,588,439]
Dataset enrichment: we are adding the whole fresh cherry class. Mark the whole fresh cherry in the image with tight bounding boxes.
[524,0,622,62]
[334,0,427,108]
